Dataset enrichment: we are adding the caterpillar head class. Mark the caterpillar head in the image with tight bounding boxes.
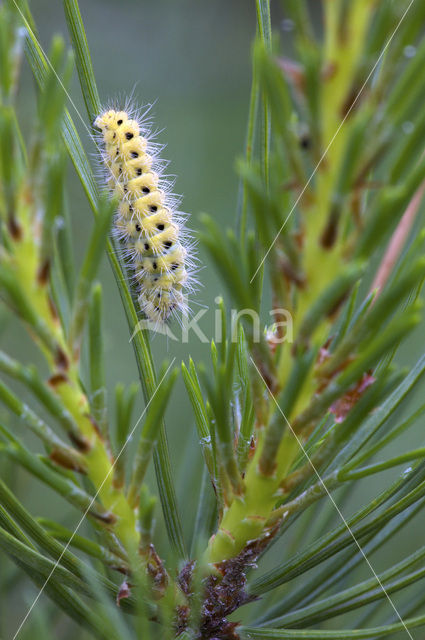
[94,110,128,131]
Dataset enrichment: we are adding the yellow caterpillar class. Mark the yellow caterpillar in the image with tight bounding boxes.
[94,106,195,324]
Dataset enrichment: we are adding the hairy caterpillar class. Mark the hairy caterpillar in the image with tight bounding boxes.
[94,105,196,324]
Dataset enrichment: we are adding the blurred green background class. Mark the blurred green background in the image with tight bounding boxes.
[1,1,424,638]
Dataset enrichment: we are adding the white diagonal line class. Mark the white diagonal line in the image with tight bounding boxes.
[11,0,138,209]
[10,0,181,301]
[12,359,175,640]
[250,356,413,639]
[250,0,416,283]
[12,1,101,148]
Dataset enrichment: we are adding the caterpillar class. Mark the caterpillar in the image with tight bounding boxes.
[94,105,196,325]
